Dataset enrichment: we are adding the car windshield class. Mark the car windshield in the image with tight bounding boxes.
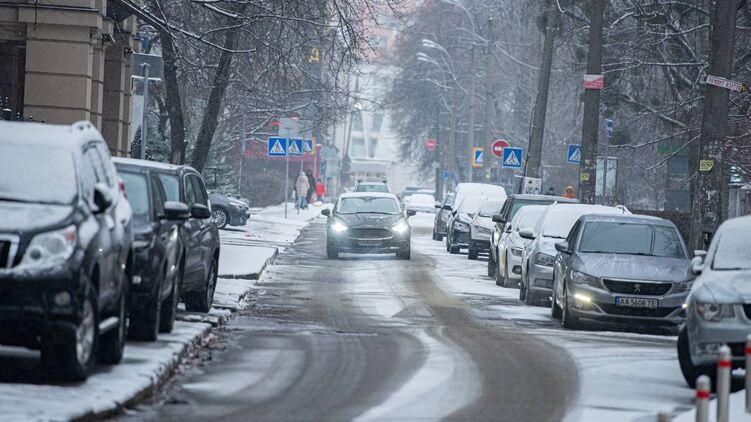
[578,222,685,258]
[509,199,555,221]
[479,201,504,217]
[120,172,151,224]
[514,208,545,230]
[539,206,621,239]
[459,195,485,214]
[338,197,399,214]
[159,173,180,201]
[0,142,77,205]
[356,184,389,193]
[712,231,751,270]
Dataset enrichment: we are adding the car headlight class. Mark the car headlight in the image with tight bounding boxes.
[674,280,693,294]
[695,302,736,322]
[511,247,523,257]
[455,221,470,231]
[230,202,244,209]
[571,271,599,287]
[331,221,348,233]
[20,225,77,267]
[392,221,409,234]
[534,252,555,267]
[474,226,491,235]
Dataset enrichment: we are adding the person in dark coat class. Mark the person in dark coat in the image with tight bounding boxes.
[305,170,316,205]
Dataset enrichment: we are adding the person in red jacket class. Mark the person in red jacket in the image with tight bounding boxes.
[315,179,326,202]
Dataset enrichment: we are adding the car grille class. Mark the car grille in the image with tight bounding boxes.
[743,304,751,320]
[600,304,678,318]
[0,235,19,268]
[602,279,672,296]
[348,228,392,239]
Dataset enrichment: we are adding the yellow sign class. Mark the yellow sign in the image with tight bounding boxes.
[579,172,590,182]
[699,160,713,172]
[308,48,320,63]
[471,147,484,168]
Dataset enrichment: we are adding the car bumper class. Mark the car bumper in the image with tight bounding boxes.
[451,228,470,246]
[688,308,751,367]
[507,251,523,280]
[229,208,249,226]
[567,284,687,326]
[329,233,410,253]
[0,262,85,349]
[434,217,448,234]
[527,263,554,297]
[469,239,490,252]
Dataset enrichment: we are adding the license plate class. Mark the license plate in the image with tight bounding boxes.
[615,297,658,309]
[358,240,382,247]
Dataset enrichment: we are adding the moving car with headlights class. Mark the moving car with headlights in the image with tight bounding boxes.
[322,193,415,259]
[520,204,627,306]
[678,215,751,388]
[209,192,249,229]
[0,121,131,381]
[353,180,391,193]
[432,192,455,241]
[404,193,436,214]
[468,199,504,260]
[489,194,577,278]
[551,214,690,330]
[446,183,506,254]
[115,160,188,341]
[494,205,546,288]
[114,158,220,313]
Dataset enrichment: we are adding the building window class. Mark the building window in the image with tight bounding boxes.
[352,112,363,131]
[371,112,383,132]
[351,136,366,157]
[367,136,378,158]
[0,41,26,119]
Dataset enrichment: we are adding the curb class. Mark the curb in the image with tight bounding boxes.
[217,247,279,280]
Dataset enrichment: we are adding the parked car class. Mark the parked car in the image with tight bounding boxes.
[114,158,220,313]
[115,160,189,341]
[468,199,505,260]
[404,193,436,214]
[678,215,751,388]
[489,194,577,279]
[494,205,547,288]
[353,180,391,193]
[0,121,131,381]
[551,214,691,330]
[209,192,249,229]
[322,193,415,259]
[432,192,456,241]
[520,204,627,306]
[446,183,506,254]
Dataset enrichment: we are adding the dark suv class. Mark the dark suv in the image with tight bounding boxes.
[114,159,220,313]
[0,121,132,381]
[208,192,249,229]
[114,159,190,340]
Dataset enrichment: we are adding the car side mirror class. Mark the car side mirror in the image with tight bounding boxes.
[519,228,535,240]
[443,204,452,211]
[691,254,706,275]
[190,203,212,219]
[407,209,417,217]
[467,212,475,218]
[504,222,512,233]
[451,209,458,216]
[555,241,570,254]
[321,208,331,217]
[93,183,113,214]
[163,201,190,220]
[492,215,505,224]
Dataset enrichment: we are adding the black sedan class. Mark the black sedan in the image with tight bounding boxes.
[116,161,189,341]
[322,193,415,260]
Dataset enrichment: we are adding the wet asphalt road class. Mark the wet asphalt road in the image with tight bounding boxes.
[131,221,579,421]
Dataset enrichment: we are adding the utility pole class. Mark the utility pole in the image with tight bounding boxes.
[577,0,605,204]
[525,0,559,179]
[482,17,496,174]
[689,1,738,251]
[467,45,477,182]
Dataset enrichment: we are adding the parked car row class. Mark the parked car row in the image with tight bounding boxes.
[0,121,220,381]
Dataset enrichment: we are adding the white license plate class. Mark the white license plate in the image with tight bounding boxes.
[615,297,658,309]
[358,240,382,247]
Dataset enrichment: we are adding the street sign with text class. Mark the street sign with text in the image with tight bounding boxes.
[704,74,748,92]
[584,74,604,90]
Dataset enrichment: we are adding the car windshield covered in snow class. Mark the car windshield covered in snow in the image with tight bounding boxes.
[711,231,751,270]
[512,206,545,230]
[0,142,77,205]
[537,205,624,239]
[478,200,504,217]
[578,222,685,258]
[406,193,435,205]
[119,172,151,224]
[459,195,486,215]
[338,197,400,214]
[354,182,389,193]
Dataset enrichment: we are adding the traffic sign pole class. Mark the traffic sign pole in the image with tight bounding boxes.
[285,146,289,219]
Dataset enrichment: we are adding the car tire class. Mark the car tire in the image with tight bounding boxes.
[159,263,182,334]
[551,284,562,319]
[435,233,444,241]
[468,246,478,260]
[129,277,162,342]
[677,326,713,389]
[524,285,536,306]
[99,287,128,363]
[519,279,527,301]
[327,239,339,259]
[42,288,98,381]
[561,284,581,330]
[212,208,229,229]
[185,258,217,313]
[487,255,496,278]
[502,256,515,288]
[397,246,411,260]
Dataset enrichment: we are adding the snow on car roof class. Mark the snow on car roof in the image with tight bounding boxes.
[339,192,398,199]
[112,157,184,172]
[0,120,103,149]
[579,213,670,225]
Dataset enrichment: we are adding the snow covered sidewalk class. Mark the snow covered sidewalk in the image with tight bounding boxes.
[0,202,322,422]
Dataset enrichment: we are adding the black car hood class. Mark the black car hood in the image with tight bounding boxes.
[576,253,690,282]
[336,213,404,228]
[0,201,75,233]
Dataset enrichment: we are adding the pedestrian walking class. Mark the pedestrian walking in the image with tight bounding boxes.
[562,185,576,199]
[296,171,310,210]
[315,178,326,202]
[305,169,316,206]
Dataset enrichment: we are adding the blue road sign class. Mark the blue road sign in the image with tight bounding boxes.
[302,139,314,154]
[605,119,614,139]
[567,144,581,164]
[502,147,523,169]
[267,137,287,157]
[442,170,449,181]
[287,139,303,156]
[472,147,484,168]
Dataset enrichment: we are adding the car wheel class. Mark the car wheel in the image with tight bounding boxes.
[185,258,217,313]
[502,255,515,288]
[519,279,527,301]
[159,262,182,334]
[487,255,496,278]
[561,283,581,329]
[468,246,478,260]
[445,232,451,252]
[435,233,444,241]
[327,239,339,259]
[212,208,229,229]
[397,246,411,260]
[677,326,713,388]
[42,288,98,381]
[551,281,562,319]
[129,275,162,342]
[524,285,536,306]
[99,287,128,363]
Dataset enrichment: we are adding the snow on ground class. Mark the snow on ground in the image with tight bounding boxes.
[674,390,749,421]
[0,202,321,422]
[413,235,697,422]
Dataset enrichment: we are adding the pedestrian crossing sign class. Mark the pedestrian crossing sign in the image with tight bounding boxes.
[472,147,484,168]
[502,147,523,169]
[567,144,581,164]
[303,139,314,154]
[287,139,303,156]
[267,137,287,157]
